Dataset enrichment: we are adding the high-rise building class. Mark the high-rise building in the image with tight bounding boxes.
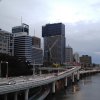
[12,24,32,62]
[73,52,80,63]
[65,45,73,64]
[32,36,43,65]
[32,47,43,64]
[80,55,92,68]
[32,36,41,48]
[12,23,29,35]
[42,23,66,64]
[0,29,14,56]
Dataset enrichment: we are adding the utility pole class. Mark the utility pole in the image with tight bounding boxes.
[6,62,8,78]
[0,61,8,78]
[0,61,2,77]
[33,60,35,76]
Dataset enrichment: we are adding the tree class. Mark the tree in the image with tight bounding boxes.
[0,53,32,77]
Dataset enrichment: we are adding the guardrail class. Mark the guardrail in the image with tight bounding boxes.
[0,66,81,94]
[80,69,100,74]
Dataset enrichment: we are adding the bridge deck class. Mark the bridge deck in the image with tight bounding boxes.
[0,66,81,94]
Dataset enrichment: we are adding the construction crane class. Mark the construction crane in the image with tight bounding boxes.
[48,39,58,63]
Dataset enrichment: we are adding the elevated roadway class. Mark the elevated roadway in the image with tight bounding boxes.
[0,66,81,95]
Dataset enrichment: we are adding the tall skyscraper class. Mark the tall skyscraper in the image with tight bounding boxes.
[32,47,43,64]
[32,36,41,48]
[32,36,43,65]
[42,23,66,64]
[0,29,14,56]
[12,23,29,35]
[73,52,80,63]
[12,23,32,62]
[65,45,73,64]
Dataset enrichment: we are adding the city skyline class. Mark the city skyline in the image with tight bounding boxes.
[0,0,100,63]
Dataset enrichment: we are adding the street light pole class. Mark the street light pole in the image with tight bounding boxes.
[0,61,2,77]
[6,62,8,78]
[33,60,35,76]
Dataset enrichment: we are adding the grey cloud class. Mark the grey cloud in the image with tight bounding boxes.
[0,0,52,31]
[91,2,100,8]
[65,21,100,63]
[0,0,100,63]
[90,1,100,16]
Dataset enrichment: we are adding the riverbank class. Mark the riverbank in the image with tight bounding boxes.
[45,73,100,100]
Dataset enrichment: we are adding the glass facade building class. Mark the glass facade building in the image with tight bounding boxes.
[14,35,32,62]
[32,36,43,65]
[12,23,29,35]
[42,23,66,64]
[42,23,65,37]
[32,47,43,64]
[12,24,32,62]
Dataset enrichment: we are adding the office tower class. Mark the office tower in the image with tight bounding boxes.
[73,52,80,63]
[80,55,92,68]
[12,23,29,35]
[12,23,32,62]
[32,36,43,65]
[65,45,73,64]
[0,29,14,56]
[32,47,43,65]
[42,23,66,64]
[32,36,41,48]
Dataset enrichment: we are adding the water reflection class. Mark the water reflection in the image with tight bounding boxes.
[72,84,80,93]
[46,74,100,100]
[81,77,92,86]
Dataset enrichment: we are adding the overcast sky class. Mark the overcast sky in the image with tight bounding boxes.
[0,0,100,63]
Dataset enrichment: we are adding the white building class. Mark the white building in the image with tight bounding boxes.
[0,29,14,56]
[12,24,32,62]
[73,52,80,63]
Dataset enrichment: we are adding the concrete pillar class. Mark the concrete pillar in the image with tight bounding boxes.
[14,92,18,100]
[4,94,7,100]
[39,70,42,75]
[58,68,59,73]
[0,65,1,77]
[39,65,42,75]
[25,89,29,100]
[72,73,74,83]
[52,81,56,93]
[65,77,67,87]
[77,70,80,80]
[33,66,35,76]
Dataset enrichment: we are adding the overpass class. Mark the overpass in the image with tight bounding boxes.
[0,66,81,100]
[1,66,100,100]
[80,69,100,74]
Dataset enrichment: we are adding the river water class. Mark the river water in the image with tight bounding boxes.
[46,73,100,100]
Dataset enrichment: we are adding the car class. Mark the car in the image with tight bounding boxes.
[28,78,33,81]
[19,76,23,78]
[8,80,16,85]
[54,73,58,76]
